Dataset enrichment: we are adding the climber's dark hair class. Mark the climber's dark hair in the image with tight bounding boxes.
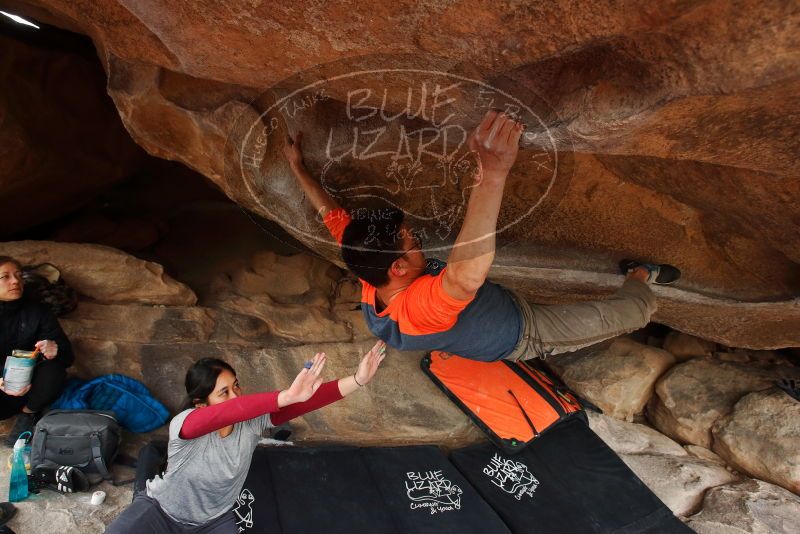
[183,358,236,410]
[340,208,406,287]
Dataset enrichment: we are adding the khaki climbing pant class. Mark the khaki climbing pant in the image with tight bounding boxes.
[504,279,657,361]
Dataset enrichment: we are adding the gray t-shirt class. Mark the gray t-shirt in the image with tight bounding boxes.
[146,409,273,525]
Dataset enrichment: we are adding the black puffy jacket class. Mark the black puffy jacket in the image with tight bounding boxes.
[0,296,74,368]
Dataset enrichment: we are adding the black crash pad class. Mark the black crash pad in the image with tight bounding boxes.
[449,417,693,533]
[233,445,509,534]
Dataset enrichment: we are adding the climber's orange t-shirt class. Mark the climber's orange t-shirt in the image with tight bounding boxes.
[324,208,522,361]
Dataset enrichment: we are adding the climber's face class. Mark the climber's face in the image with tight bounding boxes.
[0,261,24,302]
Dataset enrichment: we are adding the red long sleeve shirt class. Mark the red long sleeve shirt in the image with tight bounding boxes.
[179,380,343,439]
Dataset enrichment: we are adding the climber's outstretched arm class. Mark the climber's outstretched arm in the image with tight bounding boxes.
[284,132,341,217]
[442,111,523,301]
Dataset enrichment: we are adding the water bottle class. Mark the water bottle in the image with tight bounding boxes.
[19,431,32,474]
[9,436,29,502]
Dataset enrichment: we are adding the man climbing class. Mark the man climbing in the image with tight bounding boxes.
[283,110,680,361]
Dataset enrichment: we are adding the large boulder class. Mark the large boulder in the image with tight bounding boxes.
[3,0,800,348]
[587,411,687,457]
[226,250,342,307]
[684,445,727,466]
[60,302,221,380]
[0,241,196,305]
[619,453,738,516]
[663,331,716,361]
[687,479,800,534]
[587,412,736,517]
[647,358,800,448]
[206,251,355,344]
[548,337,675,421]
[61,302,215,344]
[211,294,352,345]
[712,389,800,495]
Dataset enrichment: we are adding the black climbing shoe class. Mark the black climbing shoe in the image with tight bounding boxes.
[777,378,799,402]
[30,465,90,493]
[620,260,681,285]
[3,412,37,448]
[0,502,16,527]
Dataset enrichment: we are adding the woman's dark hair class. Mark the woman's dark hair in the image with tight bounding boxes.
[341,208,406,287]
[0,256,22,269]
[183,358,236,410]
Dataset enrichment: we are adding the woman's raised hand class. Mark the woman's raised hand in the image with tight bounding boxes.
[354,340,387,387]
[281,352,325,406]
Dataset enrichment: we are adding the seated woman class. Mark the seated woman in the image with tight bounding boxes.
[105,340,386,534]
[0,256,74,446]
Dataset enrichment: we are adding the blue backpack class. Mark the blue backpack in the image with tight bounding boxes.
[52,374,169,433]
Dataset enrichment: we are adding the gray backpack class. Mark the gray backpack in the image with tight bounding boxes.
[30,410,121,483]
